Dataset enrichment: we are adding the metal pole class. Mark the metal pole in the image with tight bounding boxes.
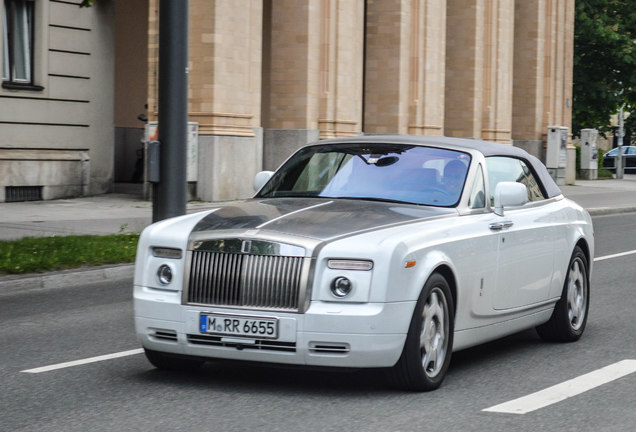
[617,106,624,180]
[153,0,189,222]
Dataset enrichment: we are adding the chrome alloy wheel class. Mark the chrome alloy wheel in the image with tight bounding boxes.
[567,256,588,331]
[420,287,450,378]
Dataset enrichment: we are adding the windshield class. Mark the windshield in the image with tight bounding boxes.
[257,143,471,207]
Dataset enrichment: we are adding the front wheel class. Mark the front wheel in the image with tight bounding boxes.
[536,245,590,342]
[388,273,454,391]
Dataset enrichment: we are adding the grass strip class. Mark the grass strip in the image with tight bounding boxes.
[0,234,139,275]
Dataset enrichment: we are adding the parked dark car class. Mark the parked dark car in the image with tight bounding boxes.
[603,146,636,172]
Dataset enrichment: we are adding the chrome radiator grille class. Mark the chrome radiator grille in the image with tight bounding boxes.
[186,251,305,311]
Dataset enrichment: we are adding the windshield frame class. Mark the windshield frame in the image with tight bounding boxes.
[256,143,472,208]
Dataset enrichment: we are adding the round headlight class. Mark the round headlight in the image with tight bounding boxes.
[157,264,173,285]
[331,276,352,298]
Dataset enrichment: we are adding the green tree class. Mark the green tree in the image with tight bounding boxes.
[573,0,636,139]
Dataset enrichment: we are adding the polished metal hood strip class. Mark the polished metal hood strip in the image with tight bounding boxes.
[255,200,334,229]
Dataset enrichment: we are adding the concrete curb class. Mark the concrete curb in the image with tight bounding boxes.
[0,264,134,294]
[587,207,636,216]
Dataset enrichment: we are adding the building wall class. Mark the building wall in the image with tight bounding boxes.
[146,0,575,200]
[511,0,575,175]
[445,0,514,144]
[2,0,576,203]
[0,0,114,202]
[445,0,484,139]
[318,0,365,140]
[365,0,446,136]
[114,0,148,183]
[261,0,364,171]
[480,0,514,144]
[147,0,263,201]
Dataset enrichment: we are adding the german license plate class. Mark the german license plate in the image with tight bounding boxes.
[200,313,278,339]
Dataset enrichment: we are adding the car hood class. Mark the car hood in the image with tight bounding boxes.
[192,198,456,241]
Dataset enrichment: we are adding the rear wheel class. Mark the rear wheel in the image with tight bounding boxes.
[388,273,454,391]
[144,348,204,371]
[536,245,589,342]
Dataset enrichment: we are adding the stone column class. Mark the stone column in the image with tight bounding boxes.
[445,0,484,139]
[407,0,446,136]
[262,0,321,170]
[445,0,513,144]
[318,0,364,139]
[480,0,514,144]
[511,0,574,181]
[364,0,446,135]
[511,0,546,157]
[262,0,364,169]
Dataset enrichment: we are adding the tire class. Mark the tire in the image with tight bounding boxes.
[388,273,455,391]
[144,348,204,371]
[536,245,590,342]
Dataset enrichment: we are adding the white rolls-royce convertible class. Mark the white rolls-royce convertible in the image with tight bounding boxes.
[134,135,593,391]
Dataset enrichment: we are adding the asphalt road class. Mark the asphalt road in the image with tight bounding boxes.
[1,213,635,432]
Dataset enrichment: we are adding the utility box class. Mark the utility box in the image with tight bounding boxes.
[546,126,568,185]
[580,129,598,180]
[147,141,161,183]
[143,122,199,199]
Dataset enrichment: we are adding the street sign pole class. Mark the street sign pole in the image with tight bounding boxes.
[153,0,189,222]
[616,106,624,180]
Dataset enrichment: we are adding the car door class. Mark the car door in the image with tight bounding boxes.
[485,157,556,310]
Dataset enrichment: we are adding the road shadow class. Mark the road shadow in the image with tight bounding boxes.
[134,359,392,396]
[129,329,553,396]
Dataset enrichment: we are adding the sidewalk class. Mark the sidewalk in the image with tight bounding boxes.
[1,177,636,242]
[0,191,218,241]
[559,175,636,216]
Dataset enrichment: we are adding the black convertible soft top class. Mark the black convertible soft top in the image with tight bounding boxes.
[316,135,563,199]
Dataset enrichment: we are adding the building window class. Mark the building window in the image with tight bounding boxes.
[2,0,39,89]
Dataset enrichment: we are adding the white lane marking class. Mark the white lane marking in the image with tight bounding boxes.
[594,249,636,262]
[21,348,144,374]
[483,359,636,415]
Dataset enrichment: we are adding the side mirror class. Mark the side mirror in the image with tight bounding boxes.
[253,171,274,192]
[493,182,527,216]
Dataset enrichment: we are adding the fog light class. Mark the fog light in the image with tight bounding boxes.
[331,277,352,298]
[157,264,173,285]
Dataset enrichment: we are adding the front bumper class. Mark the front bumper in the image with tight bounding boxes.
[134,285,414,368]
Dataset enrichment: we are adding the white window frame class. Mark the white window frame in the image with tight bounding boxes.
[2,0,39,88]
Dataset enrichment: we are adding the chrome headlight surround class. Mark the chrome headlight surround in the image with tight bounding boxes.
[330,276,353,298]
[143,246,183,291]
[321,259,374,302]
[157,264,174,285]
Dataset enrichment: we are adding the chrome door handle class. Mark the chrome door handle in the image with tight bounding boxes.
[489,221,514,231]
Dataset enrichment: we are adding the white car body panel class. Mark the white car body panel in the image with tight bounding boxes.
[133,136,594,370]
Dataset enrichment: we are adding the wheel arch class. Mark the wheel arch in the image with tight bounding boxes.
[574,236,593,285]
[430,264,458,316]
[575,237,591,267]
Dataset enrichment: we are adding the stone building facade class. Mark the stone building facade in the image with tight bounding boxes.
[1,0,114,202]
[0,0,575,203]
